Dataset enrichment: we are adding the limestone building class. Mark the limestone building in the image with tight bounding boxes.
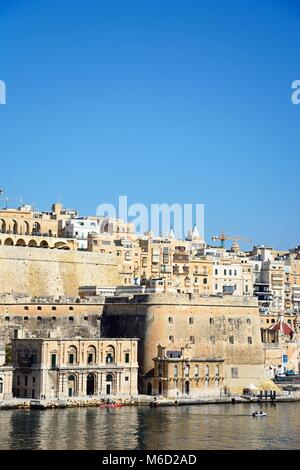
[12,338,138,399]
[153,345,225,398]
[101,293,266,395]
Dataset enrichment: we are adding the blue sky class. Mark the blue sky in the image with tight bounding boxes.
[0,0,299,249]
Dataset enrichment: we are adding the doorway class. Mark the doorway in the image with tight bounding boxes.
[86,374,95,396]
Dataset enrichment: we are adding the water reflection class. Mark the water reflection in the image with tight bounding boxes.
[0,403,299,450]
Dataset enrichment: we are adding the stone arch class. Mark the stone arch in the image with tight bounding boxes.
[16,238,26,247]
[28,239,38,248]
[105,373,114,395]
[54,241,68,250]
[32,222,41,235]
[86,373,95,396]
[4,238,14,246]
[87,345,97,364]
[40,240,49,248]
[105,345,115,364]
[12,220,18,235]
[67,374,77,397]
[24,220,30,235]
[0,219,6,233]
[68,345,77,364]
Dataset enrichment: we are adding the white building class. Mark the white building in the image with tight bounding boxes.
[64,218,102,249]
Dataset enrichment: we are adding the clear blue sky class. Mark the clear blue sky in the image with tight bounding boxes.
[0,0,299,249]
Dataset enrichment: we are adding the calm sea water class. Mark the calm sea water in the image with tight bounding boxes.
[0,403,299,450]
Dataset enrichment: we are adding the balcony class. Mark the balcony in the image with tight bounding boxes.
[173,254,189,263]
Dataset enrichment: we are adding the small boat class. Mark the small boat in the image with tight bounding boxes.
[252,411,266,417]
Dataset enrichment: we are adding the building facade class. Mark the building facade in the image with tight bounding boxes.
[101,293,266,395]
[12,338,138,399]
[153,345,225,398]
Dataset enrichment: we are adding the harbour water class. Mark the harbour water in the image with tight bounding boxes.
[0,402,299,450]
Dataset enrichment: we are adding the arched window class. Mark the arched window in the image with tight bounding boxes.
[0,219,6,233]
[32,222,41,235]
[215,365,219,376]
[195,365,199,378]
[106,346,115,364]
[68,375,76,397]
[174,365,178,378]
[87,345,97,364]
[169,335,174,343]
[24,221,30,235]
[203,278,207,284]
[184,364,190,377]
[68,346,77,364]
[190,336,195,344]
[106,374,113,382]
[247,337,252,345]
[168,316,173,324]
[12,220,18,235]
[205,365,209,377]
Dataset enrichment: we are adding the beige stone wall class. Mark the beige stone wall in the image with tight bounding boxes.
[0,301,105,343]
[0,245,121,297]
[102,293,265,393]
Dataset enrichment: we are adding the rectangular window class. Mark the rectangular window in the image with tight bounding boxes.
[17,375,20,386]
[25,376,28,386]
[125,376,129,381]
[51,354,56,368]
[125,353,130,363]
[69,354,74,364]
[31,354,37,365]
[88,353,93,364]
[231,367,238,378]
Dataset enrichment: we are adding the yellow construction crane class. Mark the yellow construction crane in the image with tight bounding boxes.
[212,231,252,250]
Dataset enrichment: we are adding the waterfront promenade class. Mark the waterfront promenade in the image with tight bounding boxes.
[1,391,300,410]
